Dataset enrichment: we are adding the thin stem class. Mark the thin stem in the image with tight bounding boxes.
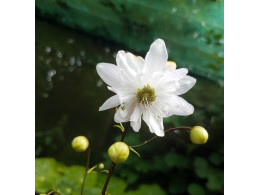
[101,162,115,195]
[87,165,97,173]
[130,126,191,148]
[81,147,90,195]
[47,191,61,195]
[101,122,130,195]
[120,122,130,142]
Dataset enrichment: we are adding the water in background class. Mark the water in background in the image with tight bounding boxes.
[36,18,223,194]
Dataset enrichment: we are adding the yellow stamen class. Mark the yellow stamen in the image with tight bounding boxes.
[135,84,156,106]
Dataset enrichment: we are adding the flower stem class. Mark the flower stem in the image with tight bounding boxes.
[81,147,90,195]
[47,191,61,195]
[130,126,191,148]
[101,122,130,195]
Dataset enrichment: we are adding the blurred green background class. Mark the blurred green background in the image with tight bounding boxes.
[35,0,224,194]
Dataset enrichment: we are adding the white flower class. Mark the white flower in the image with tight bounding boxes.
[96,39,196,137]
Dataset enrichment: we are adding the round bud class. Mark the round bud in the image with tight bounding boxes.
[72,136,89,152]
[108,142,130,164]
[98,163,104,169]
[190,126,208,144]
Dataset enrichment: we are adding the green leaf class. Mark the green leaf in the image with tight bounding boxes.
[106,176,127,195]
[126,184,167,195]
[114,124,124,132]
[134,160,151,173]
[84,187,103,195]
[62,165,98,188]
[36,158,99,195]
[63,165,85,184]
[100,170,109,174]
[193,157,209,178]
[193,157,224,191]
[35,158,66,193]
[164,153,190,169]
[168,177,187,194]
[206,171,224,191]
[209,153,223,166]
[130,147,141,158]
[96,174,127,195]
[126,172,138,184]
[55,176,79,195]
[188,183,206,195]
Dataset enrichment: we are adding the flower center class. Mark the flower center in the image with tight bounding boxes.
[135,84,156,106]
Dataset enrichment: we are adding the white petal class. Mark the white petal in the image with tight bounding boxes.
[174,76,196,95]
[161,68,188,81]
[142,107,164,136]
[118,105,128,118]
[114,108,129,123]
[111,87,136,105]
[116,51,136,77]
[144,39,168,74]
[125,52,145,73]
[130,107,142,132]
[96,63,121,87]
[130,105,142,122]
[148,70,167,86]
[154,68,189,93]
[149,113,165,137]
[142,109,154,133]
[107,86,116,93]
[99,95,120,111]
[163,95,194,117]
[114,101,136,123]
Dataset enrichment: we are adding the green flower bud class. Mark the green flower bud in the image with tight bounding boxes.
[98,163,104,169]
[190,126,208,144]
[108,142,129,164]
[72,136,89,152]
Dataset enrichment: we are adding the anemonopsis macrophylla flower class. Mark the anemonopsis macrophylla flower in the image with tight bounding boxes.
[96,39,196,136]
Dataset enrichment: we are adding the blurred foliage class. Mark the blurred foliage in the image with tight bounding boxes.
[35,158,166,195]
[35,0,224,193]
[36,0,223,81]
[100,128,224,195]
[35,19,223,194]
